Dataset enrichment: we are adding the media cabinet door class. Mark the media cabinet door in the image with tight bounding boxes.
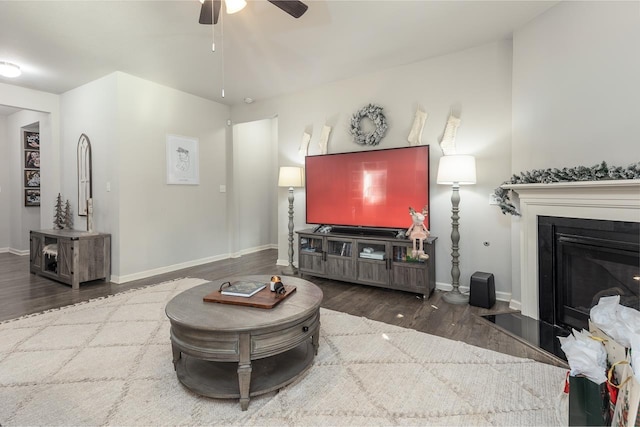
[391,263,428,294]
[56,238,74,284]
[389,242,428,295]
[325,237,356,279]
[298,234,326,275]
[29,232,43,274]
[356,240,389,285]
[357,259,389,285]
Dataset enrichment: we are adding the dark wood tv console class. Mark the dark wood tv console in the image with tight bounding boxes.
[296,228,436,299]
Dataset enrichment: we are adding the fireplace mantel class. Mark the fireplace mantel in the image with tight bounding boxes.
[503,179,640,319]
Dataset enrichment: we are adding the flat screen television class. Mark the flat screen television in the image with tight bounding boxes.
[305,146,430,230]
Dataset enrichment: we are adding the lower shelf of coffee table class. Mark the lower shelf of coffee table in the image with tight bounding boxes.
[175,340,315,399]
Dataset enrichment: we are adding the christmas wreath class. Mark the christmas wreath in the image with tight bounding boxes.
[349,104,388,146]
[493,161,640,216]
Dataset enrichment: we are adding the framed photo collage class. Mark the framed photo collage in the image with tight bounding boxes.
[24,130,40,207]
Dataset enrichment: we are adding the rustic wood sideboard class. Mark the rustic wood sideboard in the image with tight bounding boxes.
[30,229,111,289]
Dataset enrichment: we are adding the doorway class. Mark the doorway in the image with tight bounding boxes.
[231,118,278,254]
[0,106,53,253]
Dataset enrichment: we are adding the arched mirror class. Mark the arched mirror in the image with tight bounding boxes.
[77,134,92,216]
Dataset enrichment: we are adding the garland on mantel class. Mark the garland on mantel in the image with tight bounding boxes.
[494,161,640,216]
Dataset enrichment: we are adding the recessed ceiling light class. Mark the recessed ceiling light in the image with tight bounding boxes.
[0,62,21,78]
[244,97,254,104]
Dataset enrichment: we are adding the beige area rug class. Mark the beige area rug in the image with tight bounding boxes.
[0,278,567,426]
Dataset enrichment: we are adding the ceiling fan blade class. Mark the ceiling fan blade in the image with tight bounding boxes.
[199,0,221,25]
[268,0,308,19]
[199,0,212,24]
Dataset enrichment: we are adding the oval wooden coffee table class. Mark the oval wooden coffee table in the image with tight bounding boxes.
[165,275,323,410]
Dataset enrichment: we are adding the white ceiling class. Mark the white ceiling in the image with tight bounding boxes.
[0,0,558,107]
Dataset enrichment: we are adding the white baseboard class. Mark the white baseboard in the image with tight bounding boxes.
[509,299,522,311]
[495,290,512,303]
[113,244,277,284]
[276,258,299,267]
[436,281,512,303]
[9,248,29,256]
[230,244,277,259]
[435,282,472,299]
[112,254,229,284]
[0,247,27,255]
[435,281,463,292]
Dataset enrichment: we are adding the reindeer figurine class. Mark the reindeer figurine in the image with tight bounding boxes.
[407,206,430,260]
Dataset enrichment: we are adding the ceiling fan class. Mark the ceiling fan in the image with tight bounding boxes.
[199,0,308,25]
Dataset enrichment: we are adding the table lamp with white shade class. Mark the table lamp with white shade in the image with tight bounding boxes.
[278,166,304,275]
[436,155,477,304]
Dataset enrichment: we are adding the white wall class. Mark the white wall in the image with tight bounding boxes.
[512,1,640,171]
[115,73,230,281]
[60,73,118,245]
[509,1,640,305]
[232,41,514,298]
[232,118,278,254]
[60,72,231,282]
[0,116,8,250]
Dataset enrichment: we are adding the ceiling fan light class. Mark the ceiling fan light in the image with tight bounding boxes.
[225,0,246,14]
[0,61,21,78]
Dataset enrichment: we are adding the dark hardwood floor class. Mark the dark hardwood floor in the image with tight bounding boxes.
[0,250,566,367]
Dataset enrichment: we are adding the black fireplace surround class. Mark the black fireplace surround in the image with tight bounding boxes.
[538,216,640,331]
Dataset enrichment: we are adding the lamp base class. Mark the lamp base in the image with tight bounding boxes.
[281,264,298,276]
[442,289,469,305]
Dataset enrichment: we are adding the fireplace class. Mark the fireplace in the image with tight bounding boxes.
[479,180,640,360]
[502,179,640,320]
[538,216,640,331]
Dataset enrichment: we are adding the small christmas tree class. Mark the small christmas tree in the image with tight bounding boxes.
[53,193,64,229]
[63,200,73,229]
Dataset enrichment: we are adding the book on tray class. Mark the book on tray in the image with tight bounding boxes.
[220,281,266,298]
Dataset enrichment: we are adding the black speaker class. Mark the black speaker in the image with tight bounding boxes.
[469,272,495,308]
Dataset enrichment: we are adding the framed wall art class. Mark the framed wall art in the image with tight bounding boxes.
[24,131,40,149]
[23,129,40,207]
[25,189,40,207]
[166,134,199,185]
[25,150,40,169]
[24,170,40,188]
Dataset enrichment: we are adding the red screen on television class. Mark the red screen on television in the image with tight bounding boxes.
[305,146,430,229]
